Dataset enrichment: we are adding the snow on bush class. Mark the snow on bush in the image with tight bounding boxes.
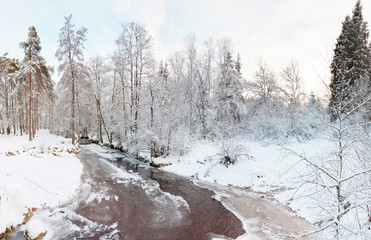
[218,140,248,167]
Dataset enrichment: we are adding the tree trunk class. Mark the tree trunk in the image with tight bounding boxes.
[29,70,32,141]
[71,71,75,145]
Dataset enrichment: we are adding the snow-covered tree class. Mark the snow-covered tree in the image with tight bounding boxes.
[329,0,371,120]
[215,39,244,133]
[55,15,87,145]
[195,39,215,139]
[0,55,19,135]
[183,34,198,137]
[279,59,305,136]
[115,22,154,156]
[249,60,278,105]
[283,91,371,239]
[87,56,110,144]
[280,59,304,109]
[304,92,325,133]
[19,26,53,141]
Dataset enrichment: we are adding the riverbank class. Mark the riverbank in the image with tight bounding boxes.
[0,130,83,238]
[145,137,330,226]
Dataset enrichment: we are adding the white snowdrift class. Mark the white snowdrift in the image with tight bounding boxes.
[0,130,83,235]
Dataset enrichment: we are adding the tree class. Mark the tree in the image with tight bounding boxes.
[215,39,244,134]
[87,56,109,144]
[183,34,198,137]
[115,22,153,155]
[282,92,371,239]
[280,59,304,109]
[111,50,129,146]
[329,0,371,120]
[250,60,277,105]
[55,15,87,145]
[19,26,52,141]
[305,92,325,133]
[280,59,305,132]
[147,61,170,157]
[195,39,215,139]
[0,54,19,135]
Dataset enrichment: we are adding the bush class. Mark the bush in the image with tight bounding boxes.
[218,140,247,167]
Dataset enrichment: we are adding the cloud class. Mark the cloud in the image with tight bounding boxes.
[0,0,370,93]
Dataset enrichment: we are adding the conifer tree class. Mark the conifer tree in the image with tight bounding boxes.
[216,51,243,127]
[329,0,370,119]
[235,53,241,74]
[19,26,50,141]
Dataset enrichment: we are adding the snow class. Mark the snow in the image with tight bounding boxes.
[151,138,322,191]
[149,137,331,225]
[25,219,46,239]
[0,189,27,234]
[0,130,83,235]
[148,134,371,238]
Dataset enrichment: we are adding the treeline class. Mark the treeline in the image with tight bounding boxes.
[2,0,369,155]
[53,17,329,157]
[0,27,54,140]
[54,1,370,156]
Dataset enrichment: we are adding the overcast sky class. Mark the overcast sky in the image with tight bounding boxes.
[0,0,370,95]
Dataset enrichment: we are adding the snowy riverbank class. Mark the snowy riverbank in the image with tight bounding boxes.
[0,130,83,238]
[147,138,316,209]
[147,136,371,239]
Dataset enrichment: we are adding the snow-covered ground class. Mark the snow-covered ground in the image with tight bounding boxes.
[0,130,83,237]
[149,137,329,195]
[148,136,371,239]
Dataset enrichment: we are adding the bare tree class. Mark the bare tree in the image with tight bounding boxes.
[250,60,278,105]
[87,56,111,144]
[183,34,198,137]
[280,59,305,131]
[195,38,215,139]
[282,92,371,239]
[55,15,87,145]
[115,22,153,155]
[280,59,304,108]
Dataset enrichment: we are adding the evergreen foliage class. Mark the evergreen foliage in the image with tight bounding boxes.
[329,0,371,119]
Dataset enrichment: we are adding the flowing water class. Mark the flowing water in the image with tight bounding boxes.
[53,144,243,239]
[8,143,309,240]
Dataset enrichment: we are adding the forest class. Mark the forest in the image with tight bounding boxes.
[0,0,370,239]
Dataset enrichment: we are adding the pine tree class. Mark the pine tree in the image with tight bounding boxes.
[216,52,243,127]
[235,53,241,74]
[329,0,370,119]
[19,26,51,141]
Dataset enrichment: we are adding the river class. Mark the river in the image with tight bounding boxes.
[8,143,309,240]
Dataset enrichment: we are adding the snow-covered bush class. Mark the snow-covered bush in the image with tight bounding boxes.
[218,140,247,167]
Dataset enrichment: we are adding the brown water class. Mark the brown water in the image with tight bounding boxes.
[7,143,310,240]
[60,145,244,240]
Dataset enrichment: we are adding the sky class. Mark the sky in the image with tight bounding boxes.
[0,0,370,96]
